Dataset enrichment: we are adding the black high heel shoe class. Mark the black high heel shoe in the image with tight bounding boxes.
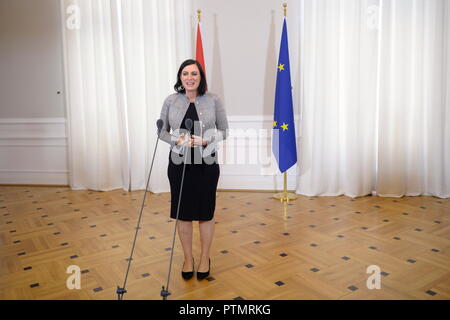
[182,259,194,280]
[197,258,210,280]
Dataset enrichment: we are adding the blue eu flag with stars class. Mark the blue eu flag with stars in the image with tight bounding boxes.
[272,18,297,173]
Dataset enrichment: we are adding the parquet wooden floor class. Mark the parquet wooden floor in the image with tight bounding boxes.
[0,186,449,300]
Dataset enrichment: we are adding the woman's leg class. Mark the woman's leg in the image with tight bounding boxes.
[177,220,194,271]
[198,219,215,272]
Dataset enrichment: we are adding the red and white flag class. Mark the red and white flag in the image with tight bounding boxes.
[196,22,206,74]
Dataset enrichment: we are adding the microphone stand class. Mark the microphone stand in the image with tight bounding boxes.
[160,119,193,300]
[116,119,164,300]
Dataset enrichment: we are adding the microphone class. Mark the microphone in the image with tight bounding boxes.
[117,118,165,300]
[162,118,194,300]
[184,118,193,132]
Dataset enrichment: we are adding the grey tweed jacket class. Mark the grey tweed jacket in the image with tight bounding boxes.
[159,92,229,157]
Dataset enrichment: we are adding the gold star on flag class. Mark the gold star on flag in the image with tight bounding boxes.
[273,121,277,127]
[281,123,289,131]
[278,64,285,71]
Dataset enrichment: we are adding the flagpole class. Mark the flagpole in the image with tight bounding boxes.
[274,172,298,203]
[273,2,298,203]
[197,9,201,22]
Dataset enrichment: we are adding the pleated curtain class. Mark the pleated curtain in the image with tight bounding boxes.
[296,0,450,198]
[61,0,193,191]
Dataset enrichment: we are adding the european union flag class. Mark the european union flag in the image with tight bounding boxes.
[273,18,297,173]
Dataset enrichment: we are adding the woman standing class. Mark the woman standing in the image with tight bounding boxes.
[159,59,228,280]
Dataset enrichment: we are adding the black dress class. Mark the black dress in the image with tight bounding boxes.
[168,102,220,221]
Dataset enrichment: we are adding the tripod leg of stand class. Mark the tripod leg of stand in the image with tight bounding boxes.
[160,286,171,300]
[117,137,161,300]
[162,146,190,300]
[116,286,127,300]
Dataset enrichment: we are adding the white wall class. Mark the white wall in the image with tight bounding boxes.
[0,0,68,185]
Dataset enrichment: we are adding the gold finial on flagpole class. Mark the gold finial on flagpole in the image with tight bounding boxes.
[197,9,201,23]
[283,3,287,17]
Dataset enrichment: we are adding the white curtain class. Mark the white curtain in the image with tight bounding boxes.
[297,0,380,198]
[61,0,193,191]
[296,0,450,198]
[377,0,450,197]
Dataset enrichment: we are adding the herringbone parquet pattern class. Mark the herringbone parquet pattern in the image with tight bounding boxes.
[0,186,449,300]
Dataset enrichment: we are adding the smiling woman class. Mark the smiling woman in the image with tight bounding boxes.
[181,65,201,92]
[174,59,208,96]
[159,59,229,281]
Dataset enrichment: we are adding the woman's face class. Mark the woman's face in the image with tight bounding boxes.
[180,64,201,93]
